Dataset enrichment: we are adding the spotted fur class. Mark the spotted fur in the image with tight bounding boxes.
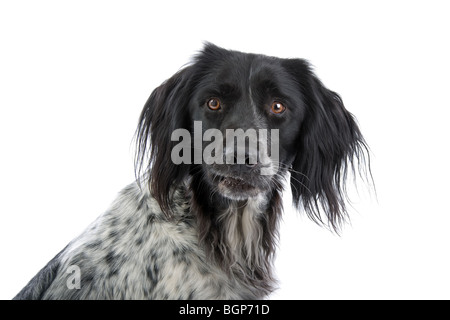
[14,182,281,299]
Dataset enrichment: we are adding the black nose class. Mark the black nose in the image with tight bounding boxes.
[244,154,257,168]
[227,149,259,173]
[232,153,257,166]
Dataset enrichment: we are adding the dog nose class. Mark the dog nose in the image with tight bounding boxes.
[232,153,257,167]
[225,147,259,172]
[244,154,256,168]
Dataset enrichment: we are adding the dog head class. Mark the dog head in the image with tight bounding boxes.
[136,43,369,230]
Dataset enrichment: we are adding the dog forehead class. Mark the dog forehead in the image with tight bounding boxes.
[209,58,284,90]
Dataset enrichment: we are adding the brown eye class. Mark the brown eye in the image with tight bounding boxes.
[207,98,221,110]
[270,101,286,114]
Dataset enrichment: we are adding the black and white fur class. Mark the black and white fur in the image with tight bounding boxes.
[14,43,369,300]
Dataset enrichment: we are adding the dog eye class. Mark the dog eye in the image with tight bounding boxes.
[270,101,286,114]
[207,98,221,110]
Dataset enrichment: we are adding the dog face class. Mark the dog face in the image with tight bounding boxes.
[188,49,306,200]
[136,43,368,230]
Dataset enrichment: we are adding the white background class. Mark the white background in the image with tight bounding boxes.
[1,0,449,299]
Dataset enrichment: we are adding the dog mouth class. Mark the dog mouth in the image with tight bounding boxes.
[218,175,253,189]
[213,173,262,199]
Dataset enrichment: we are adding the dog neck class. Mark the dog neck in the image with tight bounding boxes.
[186,176,282,291]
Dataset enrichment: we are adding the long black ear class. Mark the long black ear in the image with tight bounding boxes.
[283,59,370,231]
[135,67,193,216]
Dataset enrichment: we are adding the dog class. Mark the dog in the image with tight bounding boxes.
[14,43,369,299]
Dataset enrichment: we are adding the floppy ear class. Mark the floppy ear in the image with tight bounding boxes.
[135,67,193,216]
[283,59,369,231]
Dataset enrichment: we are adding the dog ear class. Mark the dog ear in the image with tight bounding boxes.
[135,67,193,216]
[282,59,369,231]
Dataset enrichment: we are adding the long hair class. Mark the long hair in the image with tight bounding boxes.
[282,58,371,231]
